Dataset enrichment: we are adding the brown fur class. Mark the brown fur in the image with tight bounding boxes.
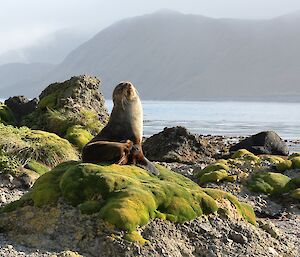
[82,82,159,175]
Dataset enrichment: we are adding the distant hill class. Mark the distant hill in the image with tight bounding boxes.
[1,10,300,100]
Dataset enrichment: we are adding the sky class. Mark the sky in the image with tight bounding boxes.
[1,0,300,54]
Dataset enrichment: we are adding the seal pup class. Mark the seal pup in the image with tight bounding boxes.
[82,81,159,175]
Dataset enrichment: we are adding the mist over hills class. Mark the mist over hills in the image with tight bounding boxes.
[1,10,300,100]
[0,28,89,65]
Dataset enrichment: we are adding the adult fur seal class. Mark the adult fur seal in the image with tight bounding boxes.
[82,81,159,175]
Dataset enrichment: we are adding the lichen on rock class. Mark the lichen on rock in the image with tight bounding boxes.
[1,162,256,235]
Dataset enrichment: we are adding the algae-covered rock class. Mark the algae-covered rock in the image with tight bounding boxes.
[290,188,300,200]
[276,160,293,172]
[248,172,291,195]
[231,149,260,162]
[261,155,285,164]
[0,123,78,168]
[0,103,16,125]
[196,162,230,184]
[290,157,300,169]
[23,75,108,138]
[2,162,256,233]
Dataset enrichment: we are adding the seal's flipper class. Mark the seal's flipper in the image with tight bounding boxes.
[137,157,160,176]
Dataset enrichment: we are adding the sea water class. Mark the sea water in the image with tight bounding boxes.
[106,100,300,152]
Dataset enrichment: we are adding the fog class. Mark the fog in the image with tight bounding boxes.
[1,0,300,55]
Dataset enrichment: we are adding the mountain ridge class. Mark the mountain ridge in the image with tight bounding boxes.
[1,10,300,100]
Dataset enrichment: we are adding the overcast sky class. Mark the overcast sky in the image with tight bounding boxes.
[1,0,300,54]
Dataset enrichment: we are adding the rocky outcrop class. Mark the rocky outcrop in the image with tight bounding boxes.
[230,131,289,156]
[4,96,37,124]
[22,75,109,148]
[143,126,229,163]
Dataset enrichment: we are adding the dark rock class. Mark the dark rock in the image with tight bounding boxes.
[229,131,289,156]
[143,126,226,163]
[4,96,38,124]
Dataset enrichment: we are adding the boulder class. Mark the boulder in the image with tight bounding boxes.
[22,75,109,144]
[230,131,289,156]
[143,126,227,163]
[4,96,37,124]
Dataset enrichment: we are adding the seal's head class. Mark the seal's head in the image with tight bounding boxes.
[112,81,139,109]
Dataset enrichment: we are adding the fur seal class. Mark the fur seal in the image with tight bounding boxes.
[82,81,159,175]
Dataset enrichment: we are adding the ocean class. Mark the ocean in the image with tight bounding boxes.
[106,100,300,152]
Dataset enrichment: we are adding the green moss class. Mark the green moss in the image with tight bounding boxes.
[79,200,102,214]
[2,162,256,231]
[0,103,16,125]
[199,169,229,184]
[124,231,149,245]
[0,124,78,168]
[232,149,260,162]
[248,172,291,195]
[203,188,256,225]
[197,162,230,184]
[196,162,229,177]
[290,188,300,200]
[284,177,300,192]
[25,160,50,175]
[291,157,300,169]
[276,160,293,172]
[65,125,93,150]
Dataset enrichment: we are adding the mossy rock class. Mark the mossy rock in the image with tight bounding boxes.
[276,160,293,172]
[65,125,93,150]
[203,188,256,225]
[261,155,285,164]
[199,170,229,184]
[291,157,300,169]
[248,172,291,195]
[196,162,230,185]
[284,177,300,192]
[22,76,108,137]
[0,103,16,125]
[2,162,256,232]
[231,149,260,162]
[0,123,78,168]
[290,188,300,200]
[196,162,229,178]
[25,160,50,175]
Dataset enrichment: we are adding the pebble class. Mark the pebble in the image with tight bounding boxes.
[0,195,6,203]
[229,231,248,244]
